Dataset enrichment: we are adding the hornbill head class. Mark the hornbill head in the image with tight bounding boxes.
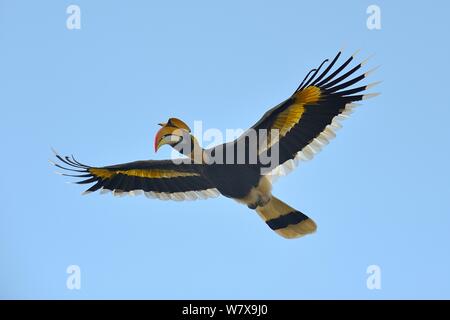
[154,117,192,152]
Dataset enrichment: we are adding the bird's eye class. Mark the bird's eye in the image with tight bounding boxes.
[166,134,182,144]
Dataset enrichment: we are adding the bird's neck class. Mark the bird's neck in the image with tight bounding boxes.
[179,134,206,164]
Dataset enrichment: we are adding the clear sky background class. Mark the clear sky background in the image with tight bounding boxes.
[1,0,449,299]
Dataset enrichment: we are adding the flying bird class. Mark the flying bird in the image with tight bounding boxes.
[52,50,379,239]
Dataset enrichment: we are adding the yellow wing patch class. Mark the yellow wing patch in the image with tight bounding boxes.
[89,168,199,180]
[270,86,322,138]
[294,85,321,105]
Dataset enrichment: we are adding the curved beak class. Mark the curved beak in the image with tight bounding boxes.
[154,126,180,152]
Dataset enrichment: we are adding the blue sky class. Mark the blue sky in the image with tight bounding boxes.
[1,0,449,299]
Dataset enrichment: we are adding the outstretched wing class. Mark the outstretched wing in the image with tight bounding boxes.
[51,151,219,200]
[250,50,379,177]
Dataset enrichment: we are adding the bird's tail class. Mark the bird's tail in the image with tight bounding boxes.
[255,196,317,239]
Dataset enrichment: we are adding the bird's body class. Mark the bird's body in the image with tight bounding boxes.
[203,163,261,199]
[53,50,379,239]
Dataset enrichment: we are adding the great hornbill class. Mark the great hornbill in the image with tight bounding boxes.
[52,50,379,239]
